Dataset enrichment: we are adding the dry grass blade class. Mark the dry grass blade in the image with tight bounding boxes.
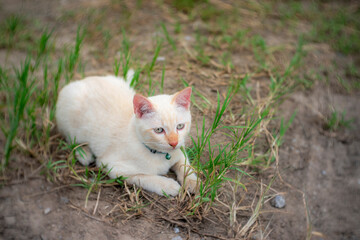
[93,187,101,215]
[239,177,274,237]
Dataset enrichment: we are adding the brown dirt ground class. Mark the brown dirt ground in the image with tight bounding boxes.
[1,1,359,240]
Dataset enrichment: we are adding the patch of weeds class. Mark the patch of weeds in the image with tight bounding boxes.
[136,0,143,8]
[174,22,181,34]
[121,28,132,78]
[220,30,248,50]
[60,141,126,208]
[118,49,131,79]
[73,165,126,207]
[37,29,53,57]
[59,10,76,22]
[345,62,360,78]
[41,158,67,182]
[277,1,304,20]
[194,32,210,65]
[198,4,223,21]
[274,112,297,147]
[231,74,254,105]
[161,23,177,51]
[148,38,163,72]
[343,63,360,91]
[5,15,22,33]
[64,26,86,83]
[129,68,141,89]
[136,38,164,96]
[146,71,154,96]
[32,57,64,151]
[220,51,234,69]
[336,75,353,93]
[102,29,112,56]
[283,37,306,77]
[35,29,53,67]
[294,76,314,90]
[235,29,248,45]
[270,37,305,101]
[113,57,121,77]
[186,87,269,214]
[0,25,85,170]
[310,6,360,55]
[171,0,207,14]
[274,0,307,29]
[251,35,268,70]
[324,110,353,132]
[295,69,318,90]
[160,65,165,94]
[60,139,126,206]
[215,15,229,34]
[0,15,24,48]
[1,58,35,167]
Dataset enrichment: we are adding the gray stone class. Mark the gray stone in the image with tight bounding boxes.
[173,227,180,234]
[270,195,286,209]
[171,236,183,240]
[40,234,48,240]
[44,207,51,215]
[60,196,69,204]
[156,56,165,62]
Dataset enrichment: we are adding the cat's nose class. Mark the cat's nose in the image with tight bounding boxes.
[169,141,178,148]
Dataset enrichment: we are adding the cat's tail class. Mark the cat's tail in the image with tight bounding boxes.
[126,69,135,82]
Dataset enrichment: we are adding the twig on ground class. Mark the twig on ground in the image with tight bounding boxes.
[93,187,101,215]
[69,201,107,223]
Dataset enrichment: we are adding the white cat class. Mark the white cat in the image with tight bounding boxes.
[55,70,198,196]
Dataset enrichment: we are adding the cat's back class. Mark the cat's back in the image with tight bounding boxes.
[56,76,135,139]
[66,75,133,99]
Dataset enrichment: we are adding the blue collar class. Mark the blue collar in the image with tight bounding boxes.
[143,144,171,160]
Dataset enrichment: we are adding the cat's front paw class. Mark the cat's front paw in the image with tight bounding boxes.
[159,178,181,197]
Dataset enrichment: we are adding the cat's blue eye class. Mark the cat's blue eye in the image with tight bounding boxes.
[154,127,164,134]
[177,124,185,130]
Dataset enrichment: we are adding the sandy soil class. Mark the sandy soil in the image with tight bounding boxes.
[268,85,360,240]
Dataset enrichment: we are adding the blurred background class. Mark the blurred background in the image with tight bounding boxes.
[0,1,359,239]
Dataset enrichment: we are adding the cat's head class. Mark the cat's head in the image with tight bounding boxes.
[133,87,192,152]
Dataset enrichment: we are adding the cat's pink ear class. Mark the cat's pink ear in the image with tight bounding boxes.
[133,94,154,118]
[173,87,192,110]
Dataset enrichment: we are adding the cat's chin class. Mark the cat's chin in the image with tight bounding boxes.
[171,145,185,152]
[160,147,177,152]
[158,145,181,152]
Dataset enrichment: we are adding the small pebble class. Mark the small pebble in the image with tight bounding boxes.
[44,207,51,215]
[270,195,286,209]
[321,170,326,175]
[171,236,183,240]
[40,234,48,240]
[156,56,165,61]
[174,227,180,234]
[357,179,360,185]
[60,196,69,204]
[185,36,193,41]
[5,216,16,225]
